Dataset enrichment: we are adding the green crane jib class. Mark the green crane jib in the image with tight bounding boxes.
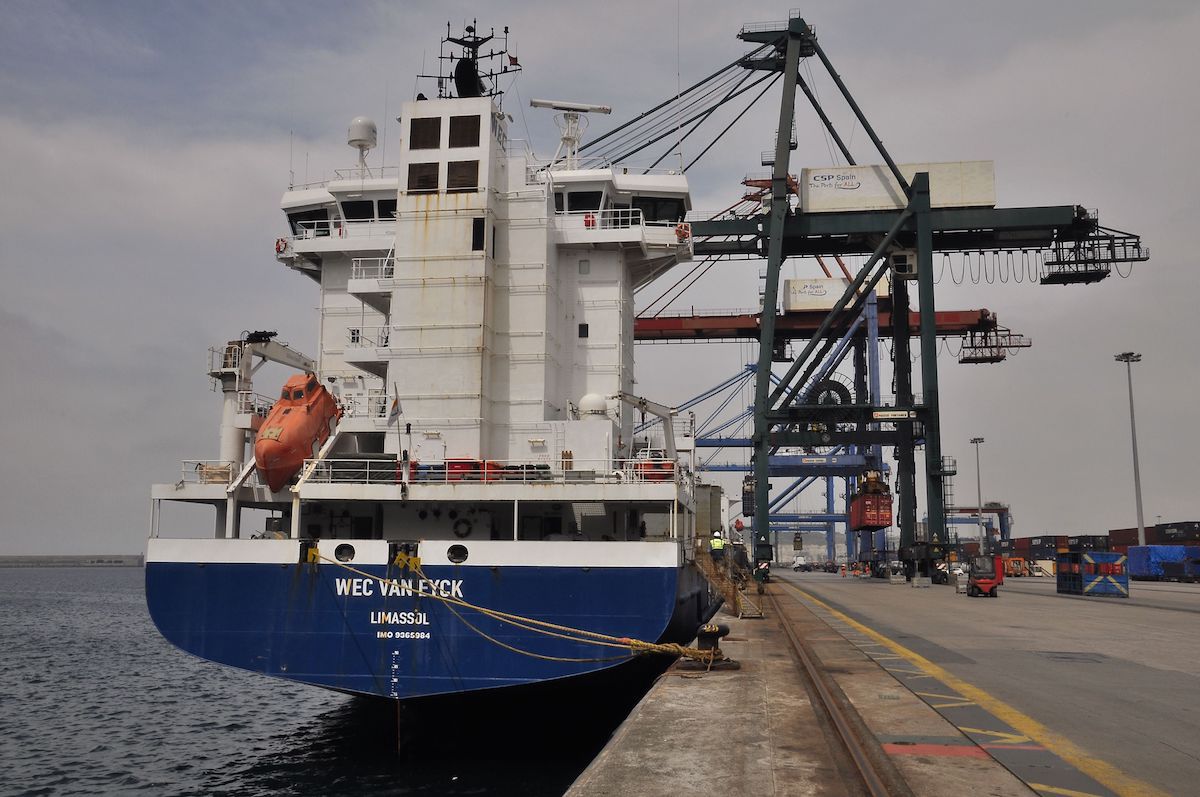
[714,15,1146,570]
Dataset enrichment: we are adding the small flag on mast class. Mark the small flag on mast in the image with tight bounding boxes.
[387,387,402,426]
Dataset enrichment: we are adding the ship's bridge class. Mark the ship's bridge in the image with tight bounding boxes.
[548,167,694,285]
[278,167,400,266]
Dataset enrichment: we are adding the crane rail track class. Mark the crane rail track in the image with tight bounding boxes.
[764,585,910,797]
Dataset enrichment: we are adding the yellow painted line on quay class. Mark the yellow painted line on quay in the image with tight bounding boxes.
[782,583,1168,797]
[1028,785,1108,797]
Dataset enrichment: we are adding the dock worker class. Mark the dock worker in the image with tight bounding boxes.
[710,531,727,565]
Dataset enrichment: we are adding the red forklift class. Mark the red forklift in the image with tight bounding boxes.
[968,554,1004,597]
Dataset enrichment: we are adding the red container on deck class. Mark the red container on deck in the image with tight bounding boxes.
[1013,537,1032,552]
[849,493,893,530]
[446,458,483,481]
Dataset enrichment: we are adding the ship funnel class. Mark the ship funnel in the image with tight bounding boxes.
[347,116,377,168]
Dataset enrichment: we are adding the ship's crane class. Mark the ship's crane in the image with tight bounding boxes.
[209,330,316,472]
[612,391,679,461]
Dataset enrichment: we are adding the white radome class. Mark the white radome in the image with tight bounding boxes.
[578,393,609,417]
[347,116,378,151]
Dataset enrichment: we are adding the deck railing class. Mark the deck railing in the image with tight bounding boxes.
[302,456,683,486]
[351,257,395,280]
[182,460,235,485]
[292,218,396,240]
[237,391,274,417]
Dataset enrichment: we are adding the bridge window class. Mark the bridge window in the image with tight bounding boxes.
[407,162,438,193]
[633,196,685,222]
[377,199,396,219]
[578,323,589,338]
[286,208,330,236]
[554,192,564,212]
[449,115,481,147]
[447,160,479,192]
[568,191,602,212]
[341,200,374,221]
[409,117,441,149]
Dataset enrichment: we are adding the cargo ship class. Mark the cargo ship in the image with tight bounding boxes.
[146,24,721,704]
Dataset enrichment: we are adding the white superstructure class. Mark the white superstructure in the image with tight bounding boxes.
[152,86,712,545]
[280,95,693,468]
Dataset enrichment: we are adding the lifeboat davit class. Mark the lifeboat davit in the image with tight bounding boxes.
[254,372,341,492]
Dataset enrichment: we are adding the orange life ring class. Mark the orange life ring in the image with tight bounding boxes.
[584,213,596,228]
[674,222,691,242]
[275,238,287,254]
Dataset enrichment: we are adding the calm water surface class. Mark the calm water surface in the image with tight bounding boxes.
[0,568,627,796]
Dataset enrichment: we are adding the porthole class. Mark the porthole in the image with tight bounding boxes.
[335,543,356,562]
[447,544,469,564]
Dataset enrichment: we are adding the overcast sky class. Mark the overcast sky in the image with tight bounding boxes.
[1,0,1197,555]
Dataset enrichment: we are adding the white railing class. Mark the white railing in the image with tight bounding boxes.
[292,219,396,240]
[339,389,390,419]
[345,326,390,348]
[288,166,400,191]
[237,391,274,417]
[333,166,400,182]
[303,457,684,487]
[182,460,235,485]
[555,208,691,238]
[351,257,395,280]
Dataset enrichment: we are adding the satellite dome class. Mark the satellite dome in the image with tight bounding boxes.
[347,117,378,151]
[579,393,608,417]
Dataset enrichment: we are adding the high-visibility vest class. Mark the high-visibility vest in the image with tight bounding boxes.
[710,538,726,551]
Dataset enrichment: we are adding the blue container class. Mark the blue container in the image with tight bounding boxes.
[1128,545,1192,579]
[1057,551,1128,597]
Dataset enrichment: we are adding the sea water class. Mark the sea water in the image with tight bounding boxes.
[0,567,623,796]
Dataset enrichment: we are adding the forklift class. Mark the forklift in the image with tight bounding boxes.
[968,554,1004,597]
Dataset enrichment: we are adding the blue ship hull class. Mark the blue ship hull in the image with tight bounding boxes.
[146,555,705,700]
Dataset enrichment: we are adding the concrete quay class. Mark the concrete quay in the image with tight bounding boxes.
[567,575,1068,797]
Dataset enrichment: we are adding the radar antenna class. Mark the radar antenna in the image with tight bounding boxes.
[417,21,522,104]
[529,99,612,170]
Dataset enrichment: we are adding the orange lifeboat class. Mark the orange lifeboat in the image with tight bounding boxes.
[254,372,341,492]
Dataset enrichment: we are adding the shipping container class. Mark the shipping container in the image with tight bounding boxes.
[801,161,996,214]
[1067,535,1109,551]
[782,278,890,313]
[1127,545,1200,580]
[1108,527,1139,547]
[849,493,893,530]
[1150,521,1200,544]
[1013,537,1032,551]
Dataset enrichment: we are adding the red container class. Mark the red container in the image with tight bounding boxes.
[849,493,892,530]
[1013,537,1032,552]
[1109,527,1139,546]
[1111,544,1129,555]
[446,458,483,481]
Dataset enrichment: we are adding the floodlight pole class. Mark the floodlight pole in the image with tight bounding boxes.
[971,437,985,552]
[1115,352,1146,547]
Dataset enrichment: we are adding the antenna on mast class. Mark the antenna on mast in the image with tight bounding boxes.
[529,99,612,170]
